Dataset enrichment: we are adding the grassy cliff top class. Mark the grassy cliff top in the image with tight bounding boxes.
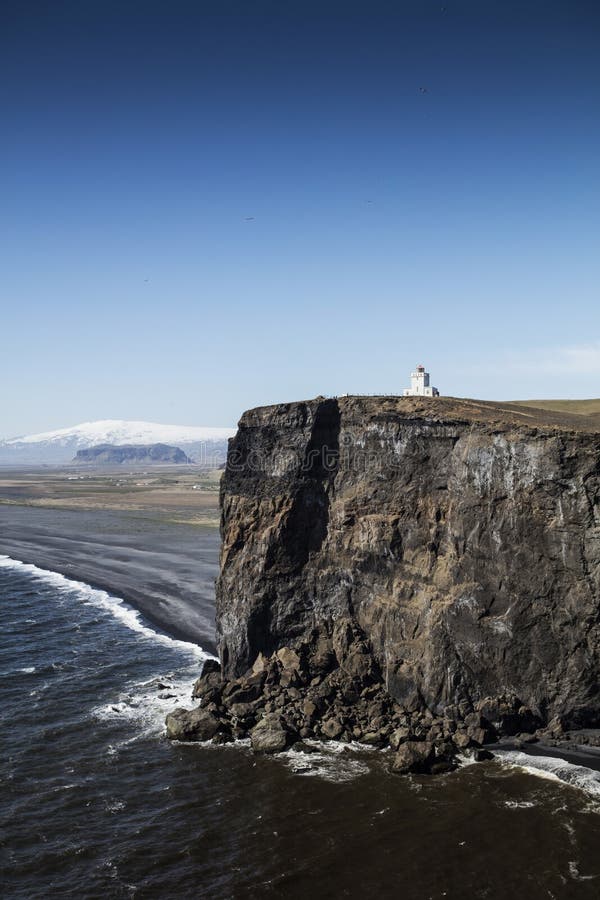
[506,398,600,417]
[242,395,600,434]
[384,396,600,433]
[363,395,600,433]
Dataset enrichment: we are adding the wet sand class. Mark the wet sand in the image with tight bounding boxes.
[0,505,219,652]
[496,737,600,774]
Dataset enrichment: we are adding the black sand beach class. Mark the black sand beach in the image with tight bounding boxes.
[0,504,219,651]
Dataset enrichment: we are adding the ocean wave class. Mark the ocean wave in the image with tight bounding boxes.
[495,749,600,800]
[92,671,200,742]
[167,732,374,783]
[282,740,373,783]
[0,554,210,661]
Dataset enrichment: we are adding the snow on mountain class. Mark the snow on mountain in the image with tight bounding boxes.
[0,420,236,465]
[4,419,235,447]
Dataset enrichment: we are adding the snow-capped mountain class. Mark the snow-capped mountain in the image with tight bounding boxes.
[0,419,236,465]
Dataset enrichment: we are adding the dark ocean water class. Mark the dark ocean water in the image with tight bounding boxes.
[3,555,600,899]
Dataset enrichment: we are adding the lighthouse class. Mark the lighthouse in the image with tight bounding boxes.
[403,364,440,397]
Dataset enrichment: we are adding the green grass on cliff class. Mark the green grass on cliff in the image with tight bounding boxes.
[507,399,600,416]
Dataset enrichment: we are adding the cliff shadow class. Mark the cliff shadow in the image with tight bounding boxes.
[265,398,341,575]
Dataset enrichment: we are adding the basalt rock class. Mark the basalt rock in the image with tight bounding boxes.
[475,696,541,737]
[216,396,600,732]
[392,737,459,776]
[392,740,435,775]
[165,707,225,743]
[200,658,221,678]
[169,624,462,767]
[250,713,298,753]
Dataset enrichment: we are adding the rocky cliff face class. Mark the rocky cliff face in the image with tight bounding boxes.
[216,396,600,731]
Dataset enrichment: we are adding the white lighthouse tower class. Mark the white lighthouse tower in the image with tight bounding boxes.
[403,364,439,397]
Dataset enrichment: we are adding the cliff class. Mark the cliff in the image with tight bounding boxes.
[215,395,600,730]
[73,443,192,465]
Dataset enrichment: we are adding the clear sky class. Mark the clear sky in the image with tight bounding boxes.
[2,0,599,437]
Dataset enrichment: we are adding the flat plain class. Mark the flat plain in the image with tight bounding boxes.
[0,465,222,526]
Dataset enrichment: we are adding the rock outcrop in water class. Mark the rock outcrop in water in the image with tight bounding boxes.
[168,395,600,768]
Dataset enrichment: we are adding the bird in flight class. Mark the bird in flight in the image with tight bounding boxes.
[419,87,429,94]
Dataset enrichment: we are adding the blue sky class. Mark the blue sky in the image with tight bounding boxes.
[2,0,599,437]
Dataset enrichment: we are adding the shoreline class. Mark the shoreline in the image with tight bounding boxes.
[0,504,219,652]
[495,737,600,775]
[3,504,599,784]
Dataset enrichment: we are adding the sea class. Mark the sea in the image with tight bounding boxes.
[3,553,600,899]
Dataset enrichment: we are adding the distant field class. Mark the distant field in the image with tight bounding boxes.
[506,399,600,416]
[0,466,222,526]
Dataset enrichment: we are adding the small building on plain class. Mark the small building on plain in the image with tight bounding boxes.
[403,364,439,397]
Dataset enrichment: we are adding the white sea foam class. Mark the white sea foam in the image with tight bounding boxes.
[456,753,479,768]
[104,798,126,813]
[168,733,374,782]
[92,670,200,741]
[568,861,598,882]
[495,750,600,799]
[282,740,372,783]
[0,554,210,661]
[0,553,214,744]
